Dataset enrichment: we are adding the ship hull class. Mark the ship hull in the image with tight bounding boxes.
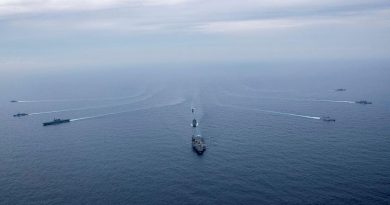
[192,146,206,155]
[192,136,206,155]
[43,119,70,126]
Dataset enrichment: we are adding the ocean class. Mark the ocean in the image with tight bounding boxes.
[1,61,390,204]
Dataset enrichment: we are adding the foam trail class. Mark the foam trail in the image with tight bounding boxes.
[218,104,321,120]
[71,98,185,122]
[277,97,355,104]
[260,110,321,120]
[28,94,154,115]
[222,91,355,104]
[13,89,146,103]
[311,99,355,104]
[190,88,204,120]
[16,96,140,103]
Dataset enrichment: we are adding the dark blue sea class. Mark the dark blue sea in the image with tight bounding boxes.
[1,61,390,204]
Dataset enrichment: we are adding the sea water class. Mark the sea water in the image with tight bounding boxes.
[1,61,390,204]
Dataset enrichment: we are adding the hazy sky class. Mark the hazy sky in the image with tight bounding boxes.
[1,0,389,69]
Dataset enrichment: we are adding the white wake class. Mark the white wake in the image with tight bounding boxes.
[13,89,146,103]
[222,92,355,104]
[218,104,321,120]
[28,94,154,115]
[70,98,185,122]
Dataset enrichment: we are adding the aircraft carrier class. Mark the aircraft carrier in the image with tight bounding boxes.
[192,135,206,155]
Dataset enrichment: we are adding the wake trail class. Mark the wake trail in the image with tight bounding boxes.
[13,89,146,103]
[29,94,154,115]
[190,88,204,120]
[70,98,185,122]
[311,99,355,104]
[218,103,321,120]
[223,91,355,104]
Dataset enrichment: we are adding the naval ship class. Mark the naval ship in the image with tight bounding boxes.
[192,135,206,155]
[335,88,346,92]
[13,113,28,117]
[43,118,70,126]
[191,118,198,127]
[321,116,336,122]
[355,100,372,105]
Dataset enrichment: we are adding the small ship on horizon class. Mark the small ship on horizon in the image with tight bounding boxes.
[335,88,346,92]
[43,118,70,126]
[191,118,198,127]
[321,116,336,122]
[13,113,28,117]
[355,100,372,105]
[10,100,18,103]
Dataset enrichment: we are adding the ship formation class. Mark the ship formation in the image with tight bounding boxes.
[9,91,372,131]
[191,107,206,155]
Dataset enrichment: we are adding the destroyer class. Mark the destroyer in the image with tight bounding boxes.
[191,118,198,127]
[10,100,18,103]
[13,113,28,117]
[192,135,206,155]
[355,100,372,105]
[321,116,336,122]
[335,88,346,92]
[43,118,70,126]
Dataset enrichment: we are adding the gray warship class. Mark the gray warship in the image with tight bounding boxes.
[355,100,372,105]
[335,88,346,92]
[13,113,28,117]
[321,116,336,122]
[192,135,206,155]
[192,118,198,127]
[43,118,70,126]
